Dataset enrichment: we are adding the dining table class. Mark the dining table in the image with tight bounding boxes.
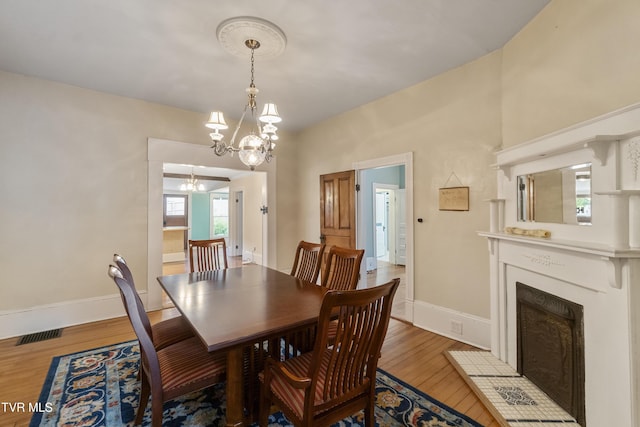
[157,263,329,427]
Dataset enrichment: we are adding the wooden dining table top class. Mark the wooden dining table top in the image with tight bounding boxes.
[157,264,329,352]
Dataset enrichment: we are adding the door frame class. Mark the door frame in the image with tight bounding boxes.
[353,152,414,322]
[148,138,277,310]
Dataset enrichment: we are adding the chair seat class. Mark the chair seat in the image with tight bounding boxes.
[152,316,194,350]
[263,347,367,421]
[157,337,227,400]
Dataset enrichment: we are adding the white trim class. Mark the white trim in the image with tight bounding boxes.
[412,300,491,349]
[353,152,414,322]
[0,293,131,340]
[163,252,186,263]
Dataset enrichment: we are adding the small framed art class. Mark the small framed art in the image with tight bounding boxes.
[438,186,469,211]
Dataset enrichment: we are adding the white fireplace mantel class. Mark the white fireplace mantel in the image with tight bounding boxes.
[480,231,640,289]
[481,103,640,426]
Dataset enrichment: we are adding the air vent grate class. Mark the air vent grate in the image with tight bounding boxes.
[17,328,62,345]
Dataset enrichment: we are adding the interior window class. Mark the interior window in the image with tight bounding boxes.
[163,194,188,227]
[211,193,229,237]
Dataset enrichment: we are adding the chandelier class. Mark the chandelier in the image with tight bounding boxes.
[180,169,205,192]
[205,17,285,171]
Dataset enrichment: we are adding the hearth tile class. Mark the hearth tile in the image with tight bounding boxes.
[447,350,519,376]
[509,424,581,427]
[447,351,581,425]
[471,377,576,422]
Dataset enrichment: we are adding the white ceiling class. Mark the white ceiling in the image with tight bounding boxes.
[0,0,549,133]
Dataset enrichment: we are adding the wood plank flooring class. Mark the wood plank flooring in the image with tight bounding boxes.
[0,311,498,426]
[0,258,498,426]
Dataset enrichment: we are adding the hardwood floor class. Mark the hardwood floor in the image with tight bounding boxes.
[0,307,498,426]
[365,260,407,321]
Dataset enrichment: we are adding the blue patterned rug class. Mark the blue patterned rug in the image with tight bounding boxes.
[30,341,483,426]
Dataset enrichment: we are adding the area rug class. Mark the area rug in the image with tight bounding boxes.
[30,341,483,427]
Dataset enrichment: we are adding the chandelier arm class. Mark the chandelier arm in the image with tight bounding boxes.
[229,106,249,148]
[212,141,233,156]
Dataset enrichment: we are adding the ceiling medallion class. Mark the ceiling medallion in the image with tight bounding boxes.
[216,17,286,60]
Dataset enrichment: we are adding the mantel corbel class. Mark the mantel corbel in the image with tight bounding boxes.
[584,137,616,166]
[602,256,626,289]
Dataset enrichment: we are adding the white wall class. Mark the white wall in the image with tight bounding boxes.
[229,173,267,264]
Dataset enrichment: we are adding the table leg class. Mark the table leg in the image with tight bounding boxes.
[226,347,244,427]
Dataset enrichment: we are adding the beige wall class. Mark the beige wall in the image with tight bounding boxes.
[0,70,298,311]
[296,52,502,318]
[0,71,201,310]
[502,0,640,147]
[3,0,639,329]
[294,0,640,320]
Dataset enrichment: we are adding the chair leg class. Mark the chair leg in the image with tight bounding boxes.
[259,382,271,427]
[151,395,164,427]
[364,401,375,427]
[135,377,150,425]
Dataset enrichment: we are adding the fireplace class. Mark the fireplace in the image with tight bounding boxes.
[516,282,585,426]
[480,103,640,426]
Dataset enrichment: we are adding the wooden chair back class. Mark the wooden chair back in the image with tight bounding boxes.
[112,254,154,339]
[320,246,364,290]
[188,238,228,272]
[260,278,400,427]
[113,253,193,351]
[290,240,325,283]
[108,265,164,392]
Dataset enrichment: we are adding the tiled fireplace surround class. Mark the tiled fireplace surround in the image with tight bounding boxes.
[479,104,640,426]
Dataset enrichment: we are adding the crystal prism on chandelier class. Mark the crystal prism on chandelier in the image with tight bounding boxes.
[205,32,283,171]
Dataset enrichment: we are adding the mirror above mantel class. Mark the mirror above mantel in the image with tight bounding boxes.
[517,163,592,225]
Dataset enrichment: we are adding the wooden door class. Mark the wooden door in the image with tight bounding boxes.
[320,170,356,250]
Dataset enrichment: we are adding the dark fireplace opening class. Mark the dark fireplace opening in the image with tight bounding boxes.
[516,282,585,426]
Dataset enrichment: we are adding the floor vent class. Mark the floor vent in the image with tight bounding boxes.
[17,328,62,345]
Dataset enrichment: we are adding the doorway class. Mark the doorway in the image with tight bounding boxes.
[148,138,276,311]
[354,153,413,323]
[374,184,397,264]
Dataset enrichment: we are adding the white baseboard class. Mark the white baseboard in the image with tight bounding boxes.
[0,293,135,340]
[242,251,263,265]
[412,300,491,349]
[163,252,185,263]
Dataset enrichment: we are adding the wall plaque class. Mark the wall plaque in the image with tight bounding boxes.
[438,186,469,211]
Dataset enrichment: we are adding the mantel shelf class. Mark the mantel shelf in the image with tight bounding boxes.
[478,231,640,259]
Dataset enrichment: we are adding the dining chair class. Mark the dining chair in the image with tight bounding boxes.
[290,240,325,283]
[113,254,194,350]
[188,238,228,272]
[108,265,227,427]
[259,278,400,427]
[320,246,365,346]
[320,246,365,291]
